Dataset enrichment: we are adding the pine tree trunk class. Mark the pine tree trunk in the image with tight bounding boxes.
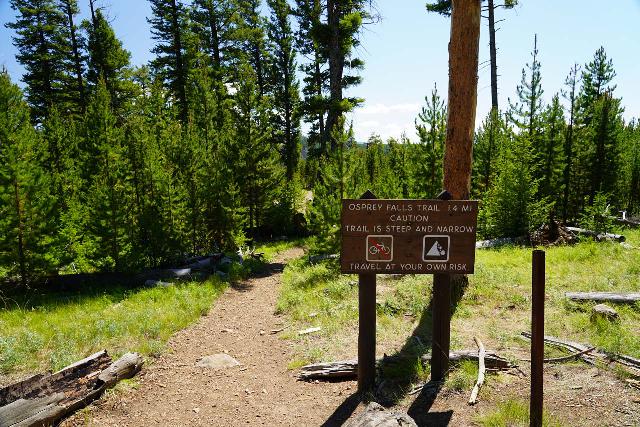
[207,4,222,70]
[284,61,294,181]
[488,0,498,111]
[528,34,539,139]
[562,91,575,221]
[64,0,85,110]
[89,0,97,24]
[36,10,54,120]
[170,0,188,124]
[443,0,481,200]
[13,178,27,287]
[590,93,611,204]
[315,57,326,152]
[325,0,344,151]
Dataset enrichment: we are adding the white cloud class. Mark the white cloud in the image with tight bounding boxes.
[357,102,421,115]
[348,102,422,142]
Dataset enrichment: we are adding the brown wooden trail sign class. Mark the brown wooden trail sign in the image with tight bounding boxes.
[341,199,479,275]
[340,192,479,392]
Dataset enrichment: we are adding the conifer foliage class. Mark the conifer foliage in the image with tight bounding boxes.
[2,1,639,284]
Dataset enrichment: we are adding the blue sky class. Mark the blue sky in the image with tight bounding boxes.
[1,0,639,141]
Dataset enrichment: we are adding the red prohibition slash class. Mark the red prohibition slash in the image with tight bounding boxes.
[368,238,391,256]
[366,235,393,261]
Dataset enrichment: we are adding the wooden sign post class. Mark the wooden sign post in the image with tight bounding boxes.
[357,190,378,392]
[530,250,545,427]
[341,191,478,390]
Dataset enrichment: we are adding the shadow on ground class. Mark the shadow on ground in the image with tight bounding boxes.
[321,275,469,426]
[0,258,284,311]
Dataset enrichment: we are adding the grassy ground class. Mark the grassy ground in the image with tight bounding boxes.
[0,240,296,383]
[475,398,563,427]
[276,230,640,423]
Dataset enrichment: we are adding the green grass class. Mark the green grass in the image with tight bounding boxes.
[276,231,640,362]
[276,229,640,414]
[475,398,564,427]
[0,239,308,381]
[255,238,307,262]
[0,277,227,377]
[468,229,640,358]
[446,360,478,392]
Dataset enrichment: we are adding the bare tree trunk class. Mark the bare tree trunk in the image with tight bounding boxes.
[562,66,578,222]
[64,0,85,110]
[487,0,498,111]
[325,0,344,151]
[170,0,188,124]
[443,0,481,200]
[13,178,27,287]
[206,1,222,69]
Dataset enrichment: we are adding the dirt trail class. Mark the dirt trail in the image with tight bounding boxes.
[64,248,357,426]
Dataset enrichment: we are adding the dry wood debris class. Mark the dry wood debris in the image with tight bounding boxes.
[0,351,143,427]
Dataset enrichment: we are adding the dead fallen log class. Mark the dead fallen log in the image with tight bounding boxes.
[565,227,625,242]
[475,236,527,249]
[0,351,143,427]
[520,346,596,363]
[521,331,602,367]
[421,349,514,370]
[308,254,339,264]
[37,254,231,291]
[299,349,514,381]
[530,219,578,246]
[565,292,640,304]
[520,332,640,376]
[298,360,358,380]
[468,337,485,405]
[614,218,640,228]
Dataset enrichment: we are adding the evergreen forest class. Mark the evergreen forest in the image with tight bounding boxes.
[1,0,639,286]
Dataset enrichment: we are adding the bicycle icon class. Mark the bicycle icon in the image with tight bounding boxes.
[366,235,393,262]
[368,241,391,255]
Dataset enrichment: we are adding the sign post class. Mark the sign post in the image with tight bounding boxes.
[431,273,451,381]
[357,190,377,393]
[341,192,478,389]
[530,250,545,427]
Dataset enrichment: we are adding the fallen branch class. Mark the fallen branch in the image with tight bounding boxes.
[270,325,290,334]
[308,254,339,264]
[298,360,358,380]
[475,236,527,249]
[0,351,143,427]
[298,327,321,336]
[520,332,640,377]
[468,337,485,405]
[298,349,514,381]
[614,218,640,228]
[520,347,596,363]
[565,227,625,243]
[421,349,514,370]
[565,292,640,304]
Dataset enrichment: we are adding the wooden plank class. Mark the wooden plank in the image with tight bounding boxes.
[565,292,640,303]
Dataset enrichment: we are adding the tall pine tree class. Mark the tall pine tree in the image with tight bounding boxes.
[0,71,54,284]
[7,0,71,122]
[267,0,302,182]
[148,0,190,124]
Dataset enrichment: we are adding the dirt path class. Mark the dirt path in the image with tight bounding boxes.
[63,248,357,426]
